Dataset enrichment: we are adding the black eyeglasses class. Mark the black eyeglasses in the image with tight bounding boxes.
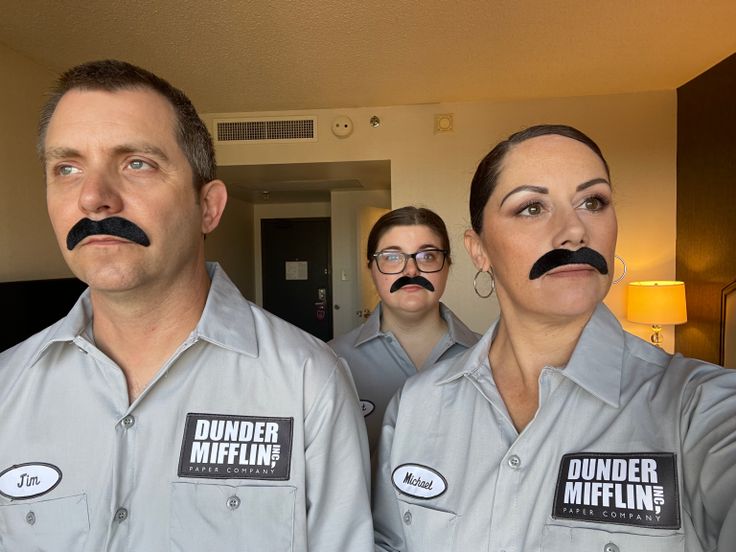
[372,249,448,274]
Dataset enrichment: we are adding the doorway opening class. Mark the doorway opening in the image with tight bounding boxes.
[261,217,333,341]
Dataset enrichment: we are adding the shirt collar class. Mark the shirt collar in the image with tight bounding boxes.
[191,262,258,357]
[441,303,479,348]
[352,301,477,348]
[436,303,624,407]
[436,318,498,385]
[28,262,258,367]
[560,303,624,407]
[353,303,383,346]
[26,289,93,367]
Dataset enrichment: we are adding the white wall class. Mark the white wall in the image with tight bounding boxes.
[206,90,678,348]
[205,195,254,299]
[330,189,391,335]
[0,44,65,281]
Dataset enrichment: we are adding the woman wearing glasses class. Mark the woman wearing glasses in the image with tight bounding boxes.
[372,126,736,551]
[329,206,478,453]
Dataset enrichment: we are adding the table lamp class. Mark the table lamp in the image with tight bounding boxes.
[627,281,687,348]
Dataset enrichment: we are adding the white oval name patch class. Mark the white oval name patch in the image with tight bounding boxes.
[360,400,375,417]
[0,463,62,499]
[392,463,447,499]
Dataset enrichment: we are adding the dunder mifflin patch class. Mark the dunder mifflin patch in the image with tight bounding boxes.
[553,452,680,529]
[178,413,293,480]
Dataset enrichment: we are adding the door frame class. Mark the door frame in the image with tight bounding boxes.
[253,203,332,307]
[260,216,333,340]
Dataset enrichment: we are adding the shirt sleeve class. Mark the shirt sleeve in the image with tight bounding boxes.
[372,390,406,552]
[679,363,736,551]
[304,357,374,551]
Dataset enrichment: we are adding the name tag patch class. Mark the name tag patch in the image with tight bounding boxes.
[553,452,680,529]
[0,463,62,500]
[178,413,293,480]
[392,463,447,499]
[360,400,375,417]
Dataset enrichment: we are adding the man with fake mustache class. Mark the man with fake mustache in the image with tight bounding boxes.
[0,60,372,551]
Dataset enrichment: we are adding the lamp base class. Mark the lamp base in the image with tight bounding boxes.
[650,325,663,348]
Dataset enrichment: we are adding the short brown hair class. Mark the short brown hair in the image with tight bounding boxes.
[38,59,215,190]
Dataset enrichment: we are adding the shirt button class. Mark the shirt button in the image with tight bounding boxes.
[226,495,241,510]
[25,511,36,525]
[403,510,412,525]
[604,543,620,552]
[122,415,135,429]
[115,507,128,522]
[507,455,521,469]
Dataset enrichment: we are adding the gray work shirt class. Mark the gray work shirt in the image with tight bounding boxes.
[0,263,373,552]
[329,302,478,452]
[373,304,736,552]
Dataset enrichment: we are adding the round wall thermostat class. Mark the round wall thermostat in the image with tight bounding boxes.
[332,115,354,138]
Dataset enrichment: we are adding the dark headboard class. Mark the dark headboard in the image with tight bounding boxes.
[721,279,736,368]
[0,277,87,352]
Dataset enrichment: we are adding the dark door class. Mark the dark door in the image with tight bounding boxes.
[261,218,332,341]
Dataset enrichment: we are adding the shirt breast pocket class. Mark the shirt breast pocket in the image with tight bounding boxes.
[541,523,685,551]
[396,498,458,552]
[170,482,296,552]
[0,493,89,552]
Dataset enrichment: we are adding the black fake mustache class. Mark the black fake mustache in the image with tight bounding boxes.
[528,247,608,280]
[66,217,151,250]
[390,275,435,293]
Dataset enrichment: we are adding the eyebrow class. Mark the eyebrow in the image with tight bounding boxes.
[113,143,170,162]
[379,243,443,252]
[44,143,170,163]
[44,147,82,162]
[499,178,610,207]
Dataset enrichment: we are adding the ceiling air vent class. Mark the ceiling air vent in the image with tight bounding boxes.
[214,116,317,144]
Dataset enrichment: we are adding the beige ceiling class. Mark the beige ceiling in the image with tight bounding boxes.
[216,160,391,203]
[3,1,734,203]
[2,1,735,114]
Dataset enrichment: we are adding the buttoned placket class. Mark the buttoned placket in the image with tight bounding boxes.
[422,332,455,369]
[380,333,418,376]
[81,334,200,552]
[469,364,566,552]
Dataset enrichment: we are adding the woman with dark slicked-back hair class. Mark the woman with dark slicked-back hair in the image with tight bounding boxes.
[329,206,478,454]
[372,125,736,552]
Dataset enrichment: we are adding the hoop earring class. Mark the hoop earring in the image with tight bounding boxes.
[612,255,627,284]
[473,268,495,298]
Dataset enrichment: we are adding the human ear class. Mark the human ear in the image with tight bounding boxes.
[200,180,228,235]
[464,229,491,271]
